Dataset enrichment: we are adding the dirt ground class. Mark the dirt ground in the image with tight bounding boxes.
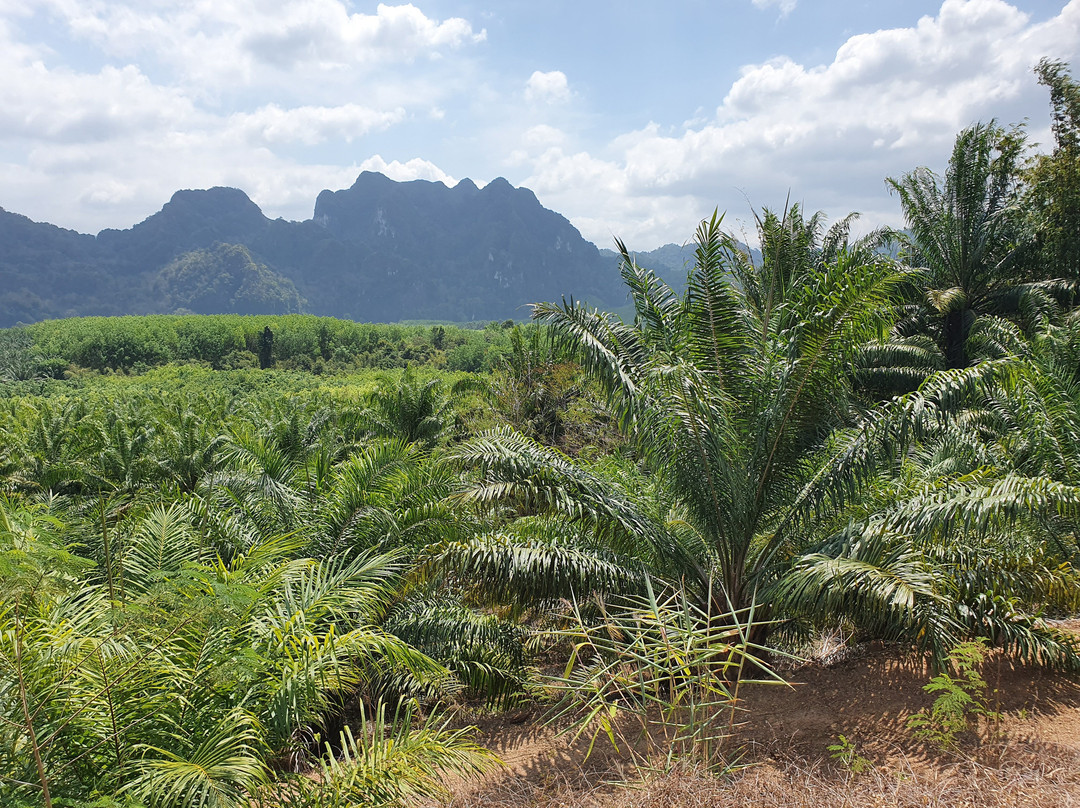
[444,640,1080,808]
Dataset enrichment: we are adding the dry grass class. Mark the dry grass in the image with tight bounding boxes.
[439,639,1080,808]
[637,745,1080,808]
[448,738,1080,808]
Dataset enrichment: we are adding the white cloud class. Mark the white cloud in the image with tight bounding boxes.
[0,61,195,143]
[752,0,797,16]
[39,1,486,85]
[521,125,567,150]
[0,2,484,231]
[2,0,1077,255]
[357,155,456,186]
[230,104,406,145]
[520,0,1080,248]
[240,2,486,70]
[524,70,570,104]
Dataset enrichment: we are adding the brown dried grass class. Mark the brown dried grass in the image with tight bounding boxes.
[448,738,1080,808]
[442,638,1080,808]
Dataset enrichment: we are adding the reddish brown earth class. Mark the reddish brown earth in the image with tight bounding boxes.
[444,640,1080,808]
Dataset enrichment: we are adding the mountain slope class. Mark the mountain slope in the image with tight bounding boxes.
[0,174,627,327]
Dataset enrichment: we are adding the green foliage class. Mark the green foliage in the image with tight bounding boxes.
[535,208,902,616]
[156,243,304,316]
[550,579,783,771]
[123,711,269,808]
[0,329,65,383]
[362,367,453,448]
[888,121,1044,370]
[827,735,873,774]
[1028,59,1080,281]
[4,79,1080,800]
[0,491,476,806]
[15,314,513,374]
[906,640,1001,749]
[262,702,496,808]
[257,326,274,370]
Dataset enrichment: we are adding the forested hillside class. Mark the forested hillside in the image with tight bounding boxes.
[0,173,626,327]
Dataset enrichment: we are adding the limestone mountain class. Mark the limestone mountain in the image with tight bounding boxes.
[0,174,627,327]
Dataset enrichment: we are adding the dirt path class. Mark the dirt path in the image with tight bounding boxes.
[735,645,1080,759]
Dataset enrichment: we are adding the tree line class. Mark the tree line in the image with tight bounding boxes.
[0,314,522,379]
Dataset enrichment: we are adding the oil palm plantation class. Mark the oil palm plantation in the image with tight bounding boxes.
[782,315,1080,665]
[445,205,1080,667]
[0,491,486,807]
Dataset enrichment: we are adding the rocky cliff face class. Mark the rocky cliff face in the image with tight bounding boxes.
[0,175,625,326]
[304,172,620,321]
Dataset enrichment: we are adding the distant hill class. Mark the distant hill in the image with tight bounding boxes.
[599,241,763,294]
[0,173,630,327]
[599,243,697,293]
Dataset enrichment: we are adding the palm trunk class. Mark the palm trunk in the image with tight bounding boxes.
[944,307,968,369]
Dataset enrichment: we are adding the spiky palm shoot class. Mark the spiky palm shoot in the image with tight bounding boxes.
[269,701,497,808]
[551,578,784,769]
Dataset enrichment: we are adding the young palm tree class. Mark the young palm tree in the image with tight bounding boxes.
[362,367,454,449]
[446,209,1080,667]
[779,318,1080,666]
[455,209,901,624]
[0,495,454,806]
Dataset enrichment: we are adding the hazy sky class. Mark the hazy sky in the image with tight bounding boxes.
[1,0,1077,249]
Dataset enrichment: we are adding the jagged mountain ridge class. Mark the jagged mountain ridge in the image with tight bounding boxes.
[0,173,629,327]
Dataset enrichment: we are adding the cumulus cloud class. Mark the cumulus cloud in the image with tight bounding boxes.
[357,155,457,185]
[240,2,486,70]
[524,70,570,104]
[520,0,1080,248]
[2,0,1077,254]
[0,2,484,231]
[0,62,195,144]
[39,0,485,83]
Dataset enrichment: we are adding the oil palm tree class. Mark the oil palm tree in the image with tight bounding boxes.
[779,317,1080,666]
[362,367,454,449]
[0,495,455,806]
[445,209,1080,667]
[887,121,1059,370]
[450,209,902,623]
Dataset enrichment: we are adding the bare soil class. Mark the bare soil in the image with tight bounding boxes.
[444,640,1080,808]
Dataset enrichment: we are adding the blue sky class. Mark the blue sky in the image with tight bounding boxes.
[1,0,1076,249]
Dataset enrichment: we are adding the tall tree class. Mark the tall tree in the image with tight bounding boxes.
[1028,59,1080,281]
[257,325,274,370]
[888,122,1039,369]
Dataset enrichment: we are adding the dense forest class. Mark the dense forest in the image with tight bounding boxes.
[2,59,1080,807]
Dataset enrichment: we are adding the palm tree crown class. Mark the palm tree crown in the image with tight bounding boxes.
[534,208,901,612]
[887,122,1042,369]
